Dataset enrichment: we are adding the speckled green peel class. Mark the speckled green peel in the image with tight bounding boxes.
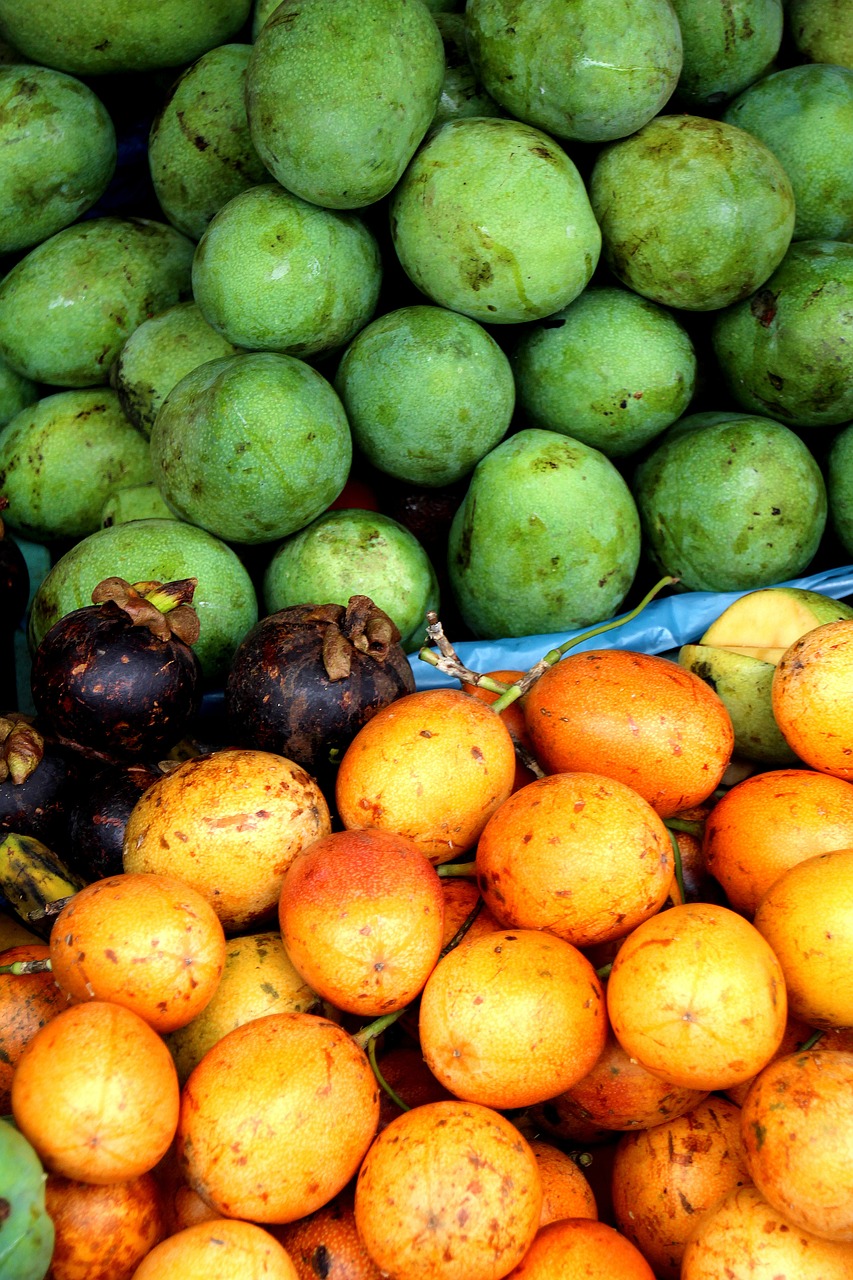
[670,0,783,109]
[0,64,116,254]
[432,14,502,129]
[447,428,641,638]
[712,240,853,428]
[113,301,241,437]
[724,64,853,242]
[828,425,853,558]
[0,357,37,429]
[246,0,445,209]
[150,351,352,545]
[192,184,382,357]
[148,44,269,243]
[632,412,827,592]
[511,286,697,457]
[465,0,683,142]
[263,509,440,652]
[0,0,253,74]
[589,114,795,311]
[28,519,258,679]
[390,117,601,324]
[0,218,195,387]
[0,389,152,543]
[0,1120,54,1280]
[334,305,514,486]
[100,483,176,528]
[788,0,853,67]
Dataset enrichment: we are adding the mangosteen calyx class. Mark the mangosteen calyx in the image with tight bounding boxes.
[0,715,44,786]
[304,595,402,681]
[90,576,201,645]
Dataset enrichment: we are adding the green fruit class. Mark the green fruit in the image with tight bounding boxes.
[148,44,269,243]
[432,14,502,129]
[465,0,682,142]
[670,0,783,110]
[113,301,241,437]
[712,240,853,428]
[0,0,253,75]
[0,389,152,544]
[678,644,797,765]
[0,1119,54,1280]
[390,117,601,324]
[101,483,176,528]
[192,184,382,357]
[589,114,795,311]
[788,0,853,67]
[150,352,352,545]
[510,286,697,457]
[263,510,440,652]
[828,424,853,558]
[447,428,641,638]
[246,0,444,209]
[29,518,258,679]
[334,305,514,487]
[724,64,853,242]
[0,218,194,387]
[0,357,37,430]
[251,0,279,39]
[0,64,116,255]
[632,411,827,592]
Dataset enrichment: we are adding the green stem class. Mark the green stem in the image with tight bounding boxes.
[352,1009,403,1052]
[0,959,52,975]
[436,861,477,878]
[595,962,612,981]
[668,828,687,906]
[665,818,704,839]
[798,1029,824,1052]
[368,1036,410,1113]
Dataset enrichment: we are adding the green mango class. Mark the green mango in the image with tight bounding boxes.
[263,510,440,653]
[465,0,682,143]
[712,240,853,428]
[149,44,269,243]
[0,218,194,388]
[511,286,697,458]
[334,305,514,487]
[724,64,853,242]
[447,428,641,638]
[632,411,827,593]
[679,644,797,765]
[150,352,352,545]
[788,0,853,67]
[0,358,37,430]
[192,184,382,357]
[670,0,783,110]
[246,0,444,209]
[0,0,252,75]
[28,519,258,680]
[112,301,241,438]
[0,1118,54,1280]
[432,14,502,129]
[0,64,115,255]
[101,483,176,528]
[0,389,152,544]
[589,114,795,311]
[828,424,853,558]
[390,117,601,324]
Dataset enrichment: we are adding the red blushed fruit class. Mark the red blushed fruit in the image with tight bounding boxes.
[278,827,445,1016]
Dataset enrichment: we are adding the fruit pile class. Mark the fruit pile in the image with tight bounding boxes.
[2,1,853,1278]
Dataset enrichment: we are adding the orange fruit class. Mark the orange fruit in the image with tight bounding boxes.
[418,928,607,1110]
[164,930,321,1086]
[752,848,853,1029]
[12,1000,179,1184]
[522,648,734,817]
[740,1049,853,1241]
[439,877,502,950]
[611,1096,750,1280]
[48,873,226,1034]
[354,1099,542,1280]
[723,1012,817,1107]
[278,828,445,1015]
[44,1171,166,1280]
[335,687,516,863]
[177,1011,379,1223]
[130,1219,298,1279]
[269,1187,383,1280]
[504,1218,656,1280]
[703,768,853,916]
[549,1021,709,1131]
[681,1183,853,1280]
[374,1042,453,1131]
[123,748,332,933]
[606,902,787,1091]
[0,942,67,1112]
[462,668,537,791]
[528,1141,597,1226]
[475,772,673,947]
[772,619,853,779]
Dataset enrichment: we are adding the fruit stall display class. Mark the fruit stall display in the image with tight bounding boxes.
[2,2,853,1278]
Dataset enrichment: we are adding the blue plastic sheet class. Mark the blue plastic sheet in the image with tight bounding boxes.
[409,564,853,690]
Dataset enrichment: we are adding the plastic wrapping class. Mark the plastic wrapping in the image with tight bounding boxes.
[410,564,853,690]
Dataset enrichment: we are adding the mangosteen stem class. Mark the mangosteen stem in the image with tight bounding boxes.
[667,828,687,907]
[367,1037,410,1113]
[0,958,52,975]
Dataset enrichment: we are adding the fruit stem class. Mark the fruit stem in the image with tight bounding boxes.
[595,963,612,981]
[439,895,485,959]
[667,828,687,906]
[664,817,704,839]
[367,1036,410,1113]
[436,861,477,878]
[798,1029,824,1051]
[352,1010,403,1052]
[488,575,679,715]
[0,958,52,975]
